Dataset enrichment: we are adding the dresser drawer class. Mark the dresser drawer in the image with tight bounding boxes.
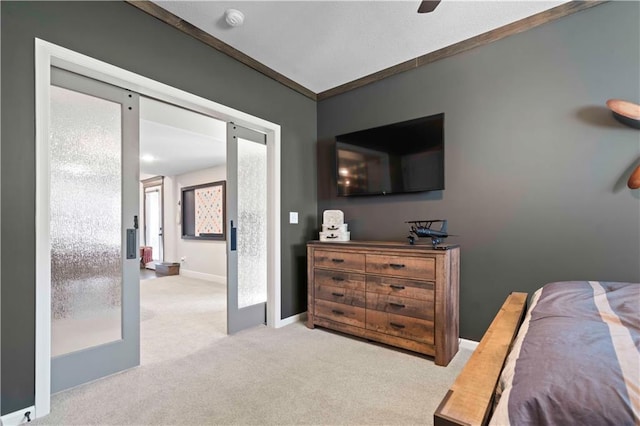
[366,254,435,280]
[366,310,434,344]
[314,269,365,291]
[316,284,365,308]
[366,276,433,300]
[315,299,365,328]
[315,250,365,272]
[366,293,433,321]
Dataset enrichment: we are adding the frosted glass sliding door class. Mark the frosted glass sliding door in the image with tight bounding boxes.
[227,124,267,333]
[237,137,268,308]
[49,67,140,393]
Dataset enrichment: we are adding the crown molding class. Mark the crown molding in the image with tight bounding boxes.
[127,1,607,103]
[317,1,607,100]
[126,1,318,101]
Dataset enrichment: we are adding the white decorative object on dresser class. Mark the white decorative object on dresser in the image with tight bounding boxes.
[319,209,350,242]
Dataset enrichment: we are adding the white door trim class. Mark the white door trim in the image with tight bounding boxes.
[34,38,282,419]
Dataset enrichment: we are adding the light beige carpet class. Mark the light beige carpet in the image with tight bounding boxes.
[35,276,472,425]
[140,275,227,366]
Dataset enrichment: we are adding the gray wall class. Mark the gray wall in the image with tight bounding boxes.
[1,1,316,414]
[318,2,640,341]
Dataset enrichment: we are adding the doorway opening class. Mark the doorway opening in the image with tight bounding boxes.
[35,38,282,419]
[138,97,229,365]
[141,175,164,271]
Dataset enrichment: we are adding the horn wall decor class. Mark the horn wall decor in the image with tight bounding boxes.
[606,99,640,189]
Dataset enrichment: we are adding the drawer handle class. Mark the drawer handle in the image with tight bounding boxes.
[390,322,405,329]
[331,258,345,263]
[389,302,405,309]
[326,235,339,239]
[389,284,405,290]
[331,277,345,282]
[331,292,345,297]
[332,309,345,315]
[389,263,405,269]
[327,226,338,230]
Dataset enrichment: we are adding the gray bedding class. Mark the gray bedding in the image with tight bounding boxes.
[490,281,639,426]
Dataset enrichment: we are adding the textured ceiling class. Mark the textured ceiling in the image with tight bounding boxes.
[153,0,567,93]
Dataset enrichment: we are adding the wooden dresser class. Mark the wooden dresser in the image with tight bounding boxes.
[307,241,459,366]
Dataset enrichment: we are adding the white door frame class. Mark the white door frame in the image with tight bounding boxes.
[34,38,282,419]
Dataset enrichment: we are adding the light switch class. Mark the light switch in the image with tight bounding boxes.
[289,212,299,224]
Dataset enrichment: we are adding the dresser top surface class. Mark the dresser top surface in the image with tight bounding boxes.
[307,240,459,253]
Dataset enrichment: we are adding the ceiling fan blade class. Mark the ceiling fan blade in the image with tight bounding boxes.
[418,0,441,13]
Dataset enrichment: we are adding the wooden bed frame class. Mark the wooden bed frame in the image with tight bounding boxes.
[434,292,528,426]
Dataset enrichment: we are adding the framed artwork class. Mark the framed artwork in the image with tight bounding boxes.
[181,181,226,240]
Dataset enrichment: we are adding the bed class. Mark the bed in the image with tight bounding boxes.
[434,281,639,426]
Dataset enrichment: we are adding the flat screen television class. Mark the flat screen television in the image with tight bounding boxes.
[335,113,444,196]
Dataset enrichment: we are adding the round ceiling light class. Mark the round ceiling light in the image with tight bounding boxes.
[225,9,245,27]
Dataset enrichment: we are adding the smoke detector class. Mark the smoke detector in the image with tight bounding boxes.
[225,9,245,27]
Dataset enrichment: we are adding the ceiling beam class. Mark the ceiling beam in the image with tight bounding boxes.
[127,1,607,103]
[126,1,318,101]
[317,1,607,101]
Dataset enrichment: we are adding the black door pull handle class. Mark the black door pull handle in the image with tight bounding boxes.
[230,220,237,251]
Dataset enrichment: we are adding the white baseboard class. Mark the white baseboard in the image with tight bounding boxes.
[179,269,226,284]
[1,405,35,426]
[459,338,479,351]
[277,311,307,328]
